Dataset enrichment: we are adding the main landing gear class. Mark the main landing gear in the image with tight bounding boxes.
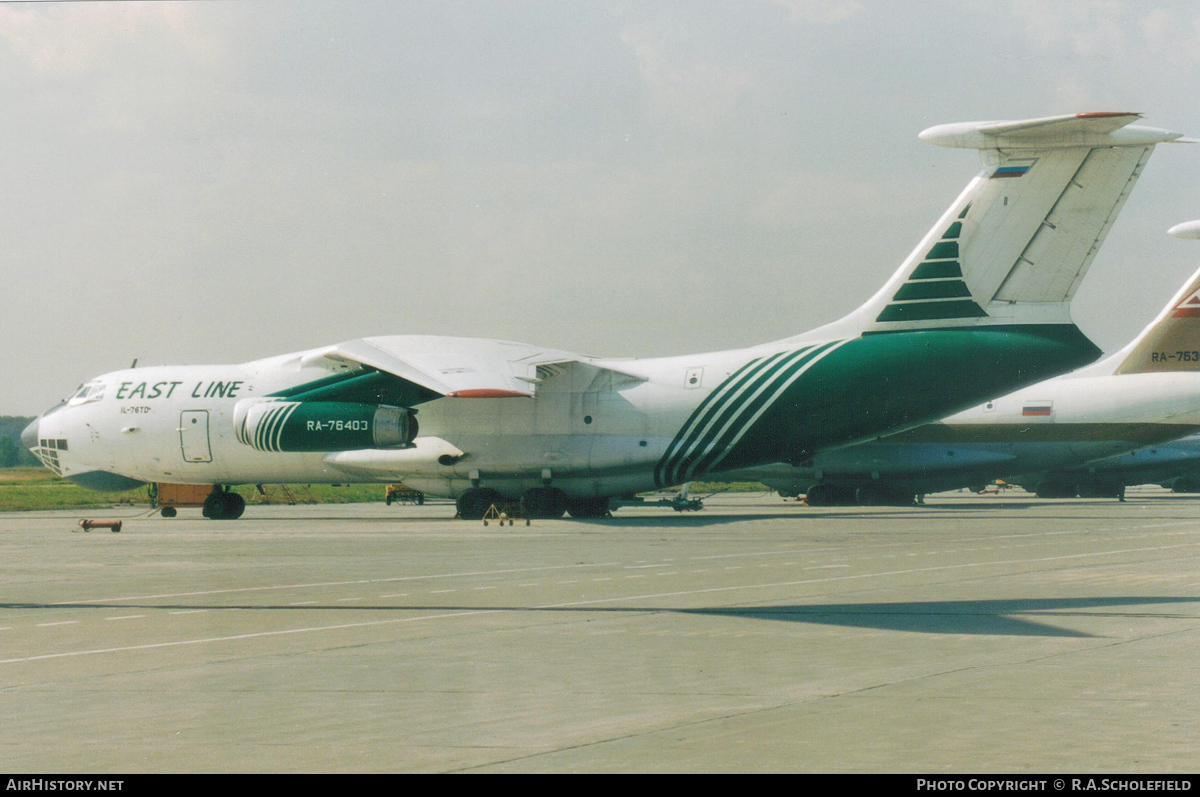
[202,487,246,520]
[522,487,566,519]
[454,487,612,520]
[804,483,918,507]
[564,497,610,518]
[455,488,504,521]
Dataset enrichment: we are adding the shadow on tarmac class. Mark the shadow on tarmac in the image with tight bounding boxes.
[6,596,1197,637]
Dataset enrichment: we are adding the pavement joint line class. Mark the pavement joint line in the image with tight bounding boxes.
[49,561,625,606]
[0,609,505,665]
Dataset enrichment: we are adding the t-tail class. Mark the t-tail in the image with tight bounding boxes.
[1113,220,1200,375]
[817,112,1188,339]
[672,113,1191,481]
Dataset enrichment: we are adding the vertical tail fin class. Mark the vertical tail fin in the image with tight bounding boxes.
[811,113,1187,339]
[1113,221,1200,375]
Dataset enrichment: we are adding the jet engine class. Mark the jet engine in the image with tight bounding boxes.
[234,400,416,452]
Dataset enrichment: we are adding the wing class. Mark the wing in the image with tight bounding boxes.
[272,335,644,406]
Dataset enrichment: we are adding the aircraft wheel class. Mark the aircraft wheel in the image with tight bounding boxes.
[202,492,225,520]
[804,484,830,506]
[854,486,883,506]
[203,490,245,520]
[223,492,246,520]
[522,487,567,519]
[160,506,177,518]
[806,484,853,506]
[1172,476,1200,493]
[1035,481,1077,499]
[565,497,609,518]
[456,488,502,520]
[806,482,854,506]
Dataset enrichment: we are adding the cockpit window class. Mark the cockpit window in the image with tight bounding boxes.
[67,381,105,407]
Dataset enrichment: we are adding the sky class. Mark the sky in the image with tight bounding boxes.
[3,0,1200,414]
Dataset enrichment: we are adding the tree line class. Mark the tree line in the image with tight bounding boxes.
[0,417,40,468]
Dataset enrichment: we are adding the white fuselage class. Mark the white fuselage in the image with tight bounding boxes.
[32,341,763,499]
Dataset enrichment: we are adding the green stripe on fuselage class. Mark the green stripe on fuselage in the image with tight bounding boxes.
[666,324,1100,482]
[657,350,798,487]
[654,355,768,479]
[663,344,833,485]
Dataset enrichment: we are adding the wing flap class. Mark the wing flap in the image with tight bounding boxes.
[325,336,537,398]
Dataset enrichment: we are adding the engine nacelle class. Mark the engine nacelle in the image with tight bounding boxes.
[234,400,416,452]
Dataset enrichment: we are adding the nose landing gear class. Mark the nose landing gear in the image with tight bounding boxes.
[202,488,246,520]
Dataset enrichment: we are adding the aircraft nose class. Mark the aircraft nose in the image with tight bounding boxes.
[21,417,38,450]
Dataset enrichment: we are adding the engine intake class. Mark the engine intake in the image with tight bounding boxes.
[234,400,415,452]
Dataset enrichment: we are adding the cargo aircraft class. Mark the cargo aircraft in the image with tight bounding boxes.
[23,113,1186,519]
[738,220,1200,505]
[1026,432,1200,497]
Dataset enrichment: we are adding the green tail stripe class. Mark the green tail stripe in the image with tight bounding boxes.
[926,240,959,259]
[942,221,962,239]
[876,299,988,323]
[910,261,963,280]
[894,280,972,301]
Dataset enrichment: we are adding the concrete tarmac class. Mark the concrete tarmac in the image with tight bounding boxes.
[0,489,1198,773]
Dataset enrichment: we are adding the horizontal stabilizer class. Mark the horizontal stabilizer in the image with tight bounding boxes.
[919,112,1185,149]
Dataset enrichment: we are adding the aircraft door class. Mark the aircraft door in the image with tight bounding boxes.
[180,410,212,463]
